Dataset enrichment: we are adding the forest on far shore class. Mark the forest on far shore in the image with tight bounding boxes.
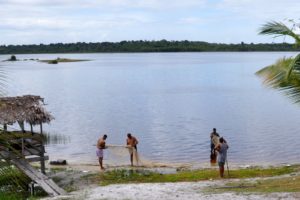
[0,40,299,54]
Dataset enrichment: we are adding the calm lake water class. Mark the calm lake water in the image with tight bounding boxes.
[1,52,300,166]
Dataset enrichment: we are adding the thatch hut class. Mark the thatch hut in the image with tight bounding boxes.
[0,95,54,132]
[0,95,54,174]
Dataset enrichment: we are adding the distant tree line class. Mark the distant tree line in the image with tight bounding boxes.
[0,40,299,54]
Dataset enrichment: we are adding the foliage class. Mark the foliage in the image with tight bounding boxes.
[259,21,300,46]
[95,166,296,186]
[0,65,6,96]
[256,56,300,103]
[8,55,17,61]
[257,20,300,103]
[0,192,22,200]
[0,162,31,199]
[0,133,32,197]
[0,50,33,199]
[0,40,299,54]
[207,175,300,193]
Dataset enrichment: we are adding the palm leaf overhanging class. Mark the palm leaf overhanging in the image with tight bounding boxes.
[0,65,6,97]
[0,65,31,196]
[256,20,300,104]
[259,21,300,46]
[256,56,300,104]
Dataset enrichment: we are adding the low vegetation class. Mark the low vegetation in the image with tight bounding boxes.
[208,175,300,193]
[39,57,90,64]
[0,165,31,199]
[0,40,299,54]
[82,165,298,186]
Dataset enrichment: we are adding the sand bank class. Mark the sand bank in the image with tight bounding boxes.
[43,179,300,200]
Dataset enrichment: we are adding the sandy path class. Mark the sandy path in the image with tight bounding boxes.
[44,180,300,200]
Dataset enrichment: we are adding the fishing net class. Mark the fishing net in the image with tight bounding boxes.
[104,144,169,168]
[105,145,141,166]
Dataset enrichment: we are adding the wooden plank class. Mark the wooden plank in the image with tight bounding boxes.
[23,147,40,156]
[26,155,49,162]
[10,157,66,196]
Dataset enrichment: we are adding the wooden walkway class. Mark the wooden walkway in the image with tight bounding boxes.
[0,131,66,197]
[11,156,66,196]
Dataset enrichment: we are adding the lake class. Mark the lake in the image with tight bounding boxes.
[1,52,300,167]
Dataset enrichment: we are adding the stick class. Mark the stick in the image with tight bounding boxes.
[226,158,230,177]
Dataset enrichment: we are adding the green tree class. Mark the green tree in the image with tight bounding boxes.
[256,20,300,104]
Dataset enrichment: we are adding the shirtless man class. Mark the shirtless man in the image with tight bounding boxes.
[96,134,107,170]
[126,133,138,166]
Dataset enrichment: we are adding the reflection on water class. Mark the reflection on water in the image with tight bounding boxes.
[43,132,70,145]
[2,52,300,166]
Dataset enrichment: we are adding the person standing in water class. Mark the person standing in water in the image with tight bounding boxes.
[126,133,138,166]
[210,128,220,162]
[215,137,229,178]
[96,134,107,170]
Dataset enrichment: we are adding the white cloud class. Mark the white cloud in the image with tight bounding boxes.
[0,0,206,9]
[218,0,300,20]
[178,17,203,25]
[1,0,298,44]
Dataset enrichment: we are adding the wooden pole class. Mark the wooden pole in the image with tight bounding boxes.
[40,146,46,174]
[18,121,25,133]
[226,159,230,177]
[40,123,43,134]
[40,123,45,174]
[30,123,33,134]
[21,138,24,156]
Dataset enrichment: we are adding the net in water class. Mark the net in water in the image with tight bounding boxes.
[105,145,152,167]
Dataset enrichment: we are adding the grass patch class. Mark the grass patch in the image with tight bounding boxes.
[209,175,300,193]
[0,192,23,200]
[94,165,297,186]
[49,166,68,173]
[40,57,90,64]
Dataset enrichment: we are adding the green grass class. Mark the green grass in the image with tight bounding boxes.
[91,165,298,186]
[0,192,22,200]
[208,175,300,193]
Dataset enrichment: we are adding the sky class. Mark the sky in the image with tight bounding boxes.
[0,0,300,45]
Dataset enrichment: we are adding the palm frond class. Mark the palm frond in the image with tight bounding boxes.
[0,61,28,196]
[0,133,31,196]
[256,56,300,104]
[0,65,7,97]
[287,53,300,78]
[259,21,300,45]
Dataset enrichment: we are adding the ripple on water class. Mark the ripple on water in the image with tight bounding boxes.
[5,52,300,166]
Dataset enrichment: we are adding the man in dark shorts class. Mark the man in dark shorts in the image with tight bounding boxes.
[210,128,220,163]
[126,133,138,166]
[96,134,107,170]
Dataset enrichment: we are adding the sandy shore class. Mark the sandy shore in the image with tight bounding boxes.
[43,179,300,200]
[42,162,300,200]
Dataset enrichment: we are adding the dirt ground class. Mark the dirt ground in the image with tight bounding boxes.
[42,163,300,200]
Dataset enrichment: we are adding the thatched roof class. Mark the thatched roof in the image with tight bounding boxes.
[0,95,54,125]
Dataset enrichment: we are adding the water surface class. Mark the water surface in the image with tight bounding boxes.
[1,52,300,166]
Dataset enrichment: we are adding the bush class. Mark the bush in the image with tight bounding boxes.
[9,55,17,61]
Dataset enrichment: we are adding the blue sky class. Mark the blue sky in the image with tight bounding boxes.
[0,0,299,45]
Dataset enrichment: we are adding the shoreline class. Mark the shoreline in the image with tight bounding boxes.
[47,161,299,172]
[43,163,300,200]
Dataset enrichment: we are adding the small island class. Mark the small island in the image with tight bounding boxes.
[3,55,18,61]
[39,57,90,64]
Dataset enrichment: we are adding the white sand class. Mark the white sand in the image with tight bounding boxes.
[44,179,300,200]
